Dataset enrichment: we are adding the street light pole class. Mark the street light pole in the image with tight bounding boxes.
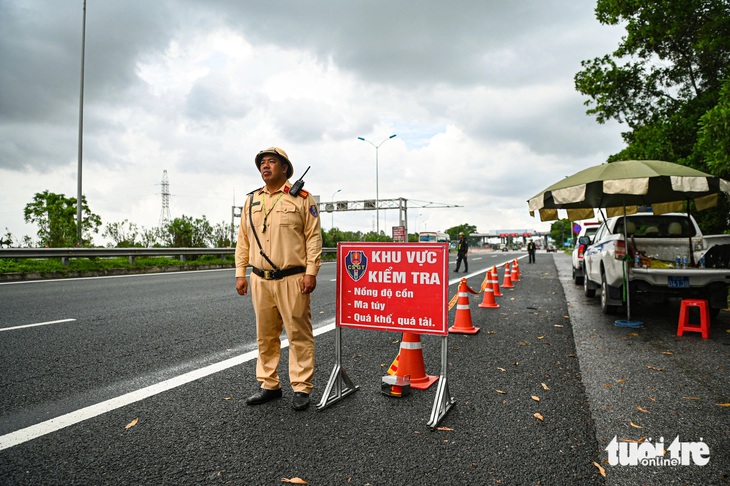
[331,189,341,229]
[357,134,397,235]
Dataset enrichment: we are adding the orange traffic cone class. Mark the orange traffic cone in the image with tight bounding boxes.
[478,270,500,309]
[502,263,514,289]
[491,266,503,297]
[389,332,438,390]
[512,259,520,281]
[449,278,480,334]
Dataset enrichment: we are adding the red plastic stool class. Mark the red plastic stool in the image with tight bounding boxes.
[677,299,710,339]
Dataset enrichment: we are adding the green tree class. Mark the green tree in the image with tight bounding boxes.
[23,190,102,247]
[210,221,233,247]
[550,219,571,248]
[103,219,140,248]
[161,215,214,248]
[575,0,730,232]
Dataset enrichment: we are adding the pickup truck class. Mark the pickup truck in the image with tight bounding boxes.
[581,212,730,318]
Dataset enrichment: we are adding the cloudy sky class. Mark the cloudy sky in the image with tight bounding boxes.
[0,0,626,245]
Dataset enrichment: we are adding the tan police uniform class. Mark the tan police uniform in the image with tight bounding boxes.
[235,181,322,394]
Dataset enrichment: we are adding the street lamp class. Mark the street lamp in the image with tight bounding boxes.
[357,134,397,235]
[331,189,341,229]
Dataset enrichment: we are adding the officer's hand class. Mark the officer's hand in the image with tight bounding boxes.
[301,275,316,294]
[236,276,248,296]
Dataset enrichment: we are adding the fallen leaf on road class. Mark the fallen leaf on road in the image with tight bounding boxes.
[534,413,544,421]
[592,461,606,477]
[224,396,232,401]
[281,478,308,484]
[554,324,564,328]
[537,335,545,340]
[541,383,550,390]
[636,406,649,413]
[125,418,139,429]
[620,436,647,443]
[496,390,506,394]
[514,361,519,366]
[630,421,643,429]
[436,426,454,431]
[616,378,625,383]
[682,396,701,401]
[519,342,528,346]
[531,395,540,402]
[487,330,496,334]
[604,383,613,389]
[716,403,730,407]
[647,365,664,372]
[661,351,673,355]
[497,367,506,372]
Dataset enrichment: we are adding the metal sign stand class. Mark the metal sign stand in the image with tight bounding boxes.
[427,335,456,428]
[316,326,359,410]
[317,328,455,428]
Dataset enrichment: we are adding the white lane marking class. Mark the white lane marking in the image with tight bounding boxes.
[0,318,76,332]
[0,319,336,451]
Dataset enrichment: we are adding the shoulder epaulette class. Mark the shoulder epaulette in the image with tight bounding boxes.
[283,185,309,198]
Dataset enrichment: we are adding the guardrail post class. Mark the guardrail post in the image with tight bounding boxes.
[180,254,186,263]
[129,255,135,265]
[62,257,70,267]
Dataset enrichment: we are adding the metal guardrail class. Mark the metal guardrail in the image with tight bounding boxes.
[0,247,337,265]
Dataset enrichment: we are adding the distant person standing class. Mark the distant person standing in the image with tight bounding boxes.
[527,238,536,263]
[454,232,469,273]
[235,146,322,411]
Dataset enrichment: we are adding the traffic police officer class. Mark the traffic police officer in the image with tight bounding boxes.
[235,147,322,411]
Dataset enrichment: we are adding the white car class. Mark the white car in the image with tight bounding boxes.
[571,221,600,284]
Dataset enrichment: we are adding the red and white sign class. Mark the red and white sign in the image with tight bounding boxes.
[337,242,449,335]
[391,225,407,242]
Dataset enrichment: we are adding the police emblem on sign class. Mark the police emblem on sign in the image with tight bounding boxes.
[345,250,368,282]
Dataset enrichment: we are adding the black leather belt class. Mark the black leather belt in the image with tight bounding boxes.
[251,266,306,280]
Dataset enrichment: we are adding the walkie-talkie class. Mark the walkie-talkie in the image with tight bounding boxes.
[289,166,310,197]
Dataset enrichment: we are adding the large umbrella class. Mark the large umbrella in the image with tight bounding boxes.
[527,159,730,326]
[528,159,730,218]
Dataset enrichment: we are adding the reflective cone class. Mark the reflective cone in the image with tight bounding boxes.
[479,271,500,308]
[391,332,438,390]
[386,353,400,375]
[511,262,519,283]
[449,278,480,334]
[491,266,503,297]
[502,263,514,289]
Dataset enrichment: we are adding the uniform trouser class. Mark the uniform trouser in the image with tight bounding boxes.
[455,254,468,271]
[528,251,535,263]
[250,274,314,394]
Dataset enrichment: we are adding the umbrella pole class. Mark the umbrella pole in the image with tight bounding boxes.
[624,204,632,321]
[686,200,695,267]
[615,203,642,328]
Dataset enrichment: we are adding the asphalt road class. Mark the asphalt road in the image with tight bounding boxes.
[0,251,727,485]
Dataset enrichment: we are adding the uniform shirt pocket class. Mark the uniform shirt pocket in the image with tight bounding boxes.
[276,202,299,227]
[250,204,264,228]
